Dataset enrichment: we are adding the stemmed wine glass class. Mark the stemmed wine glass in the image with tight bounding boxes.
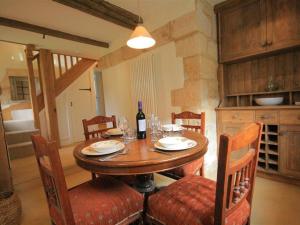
[118,116,128,138]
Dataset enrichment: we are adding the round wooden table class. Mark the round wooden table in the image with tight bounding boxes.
[74,130,208,191]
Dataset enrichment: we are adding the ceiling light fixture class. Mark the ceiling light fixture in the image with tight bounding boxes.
[127,0,155,49]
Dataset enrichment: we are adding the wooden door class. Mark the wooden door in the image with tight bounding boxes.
[217,0,267,62]
[266,0,300,51]
[279,125,300,179]
[68,71,96,143]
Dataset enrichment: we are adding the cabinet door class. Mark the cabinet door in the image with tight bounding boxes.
[279,126,300,178]
[217,0,267,62]
[266,0,300,51]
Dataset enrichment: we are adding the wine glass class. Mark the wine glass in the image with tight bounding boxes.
[118,116,128,137]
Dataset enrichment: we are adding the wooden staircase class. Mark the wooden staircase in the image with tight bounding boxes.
[36,54,96,111]
[26,46,96,146]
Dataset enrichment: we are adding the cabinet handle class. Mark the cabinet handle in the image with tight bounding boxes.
[260,115,270,120]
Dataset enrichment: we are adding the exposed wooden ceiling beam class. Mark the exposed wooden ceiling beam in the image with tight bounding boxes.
[0,17,109,48]
[53,0,142,30]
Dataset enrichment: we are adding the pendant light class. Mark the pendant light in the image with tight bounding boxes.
[127,0,156,49]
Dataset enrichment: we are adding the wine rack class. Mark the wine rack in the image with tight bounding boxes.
[258,124,279,173]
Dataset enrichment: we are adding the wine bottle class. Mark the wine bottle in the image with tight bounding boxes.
[136,101,146,139]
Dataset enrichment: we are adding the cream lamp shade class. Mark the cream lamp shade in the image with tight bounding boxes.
[127,25,156,49]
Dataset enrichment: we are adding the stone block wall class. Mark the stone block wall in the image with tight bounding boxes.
[98,0,219,178]
[171,0,219,175]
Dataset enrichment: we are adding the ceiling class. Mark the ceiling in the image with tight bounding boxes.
[0,0,224,59]
[0,41,27,80]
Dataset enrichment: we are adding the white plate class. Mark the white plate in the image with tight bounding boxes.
[154,138,197,151]
[162,124,184,132]
[106,128,123,136]
[159,136,189,148]
[81,141,125,156]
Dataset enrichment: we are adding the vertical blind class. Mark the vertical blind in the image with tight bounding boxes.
[129,54,159,117]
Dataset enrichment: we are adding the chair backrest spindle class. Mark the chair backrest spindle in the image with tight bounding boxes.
[82,115,117,140]
[214,123,262,225]
[171,111,205,135]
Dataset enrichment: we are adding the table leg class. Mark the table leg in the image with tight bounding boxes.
[135,174,155,225]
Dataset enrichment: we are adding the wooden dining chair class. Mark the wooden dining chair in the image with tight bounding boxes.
[82,115,117,140]
[82,115,117,179]
[31,134,143,225]
[147,122,263,225]
[160,111,206,179]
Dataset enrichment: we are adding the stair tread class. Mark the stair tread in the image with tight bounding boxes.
[5,129,39,135]
[8,141,33,148]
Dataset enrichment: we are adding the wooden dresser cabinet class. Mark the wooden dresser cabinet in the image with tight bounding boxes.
[215,0,300,63]
[217,108,300,182]
[215,0,300,184]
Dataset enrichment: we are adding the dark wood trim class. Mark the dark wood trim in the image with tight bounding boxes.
[53,0,142,30]
[0,17,109,48]
[214,0,258,13]
[25,44,40,129]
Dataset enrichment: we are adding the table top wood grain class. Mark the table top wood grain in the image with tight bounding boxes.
[73,130,208,175]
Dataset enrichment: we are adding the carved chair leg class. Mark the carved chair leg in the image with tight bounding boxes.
[245,217,250,225]
[199,164,204,177]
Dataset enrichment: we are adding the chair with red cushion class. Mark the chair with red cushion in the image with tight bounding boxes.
[147,122,262,225]
[160,111,205,179]
[31,134,143,225]
[82,115,135,184]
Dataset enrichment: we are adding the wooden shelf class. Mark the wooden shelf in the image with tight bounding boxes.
[268,150,278,155]
[268,141,278,146]
[258,158,266,163]
[258,124,279,173]
[268,159,278,165]
[259,149,266,153]
[227,89,300,97]
[216,105,300,110]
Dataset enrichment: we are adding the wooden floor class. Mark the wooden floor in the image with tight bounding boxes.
[11,145,300,225]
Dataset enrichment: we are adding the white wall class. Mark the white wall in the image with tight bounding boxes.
[102,42,184,127]
[55,67,96,145]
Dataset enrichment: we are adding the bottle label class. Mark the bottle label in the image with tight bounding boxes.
[138,119,146,132]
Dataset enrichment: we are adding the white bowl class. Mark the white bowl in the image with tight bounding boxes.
[162,124,173,132]
[255,97,284,106]
[158,137,188,148]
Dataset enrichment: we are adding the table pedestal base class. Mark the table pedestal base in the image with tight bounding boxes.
[135,174,155,193]
[135,174,155,225]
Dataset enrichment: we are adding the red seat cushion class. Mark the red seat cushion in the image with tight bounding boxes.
[69,176,143,225]
[169,157,204,177]
[148,175,250,225]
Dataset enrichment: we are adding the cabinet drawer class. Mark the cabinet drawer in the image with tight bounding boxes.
[280,110,300,125]
[255,110,278,124]
[221,111,254,123]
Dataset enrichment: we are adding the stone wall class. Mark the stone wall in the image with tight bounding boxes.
[98,0,219,177]
[172,0,219,175]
